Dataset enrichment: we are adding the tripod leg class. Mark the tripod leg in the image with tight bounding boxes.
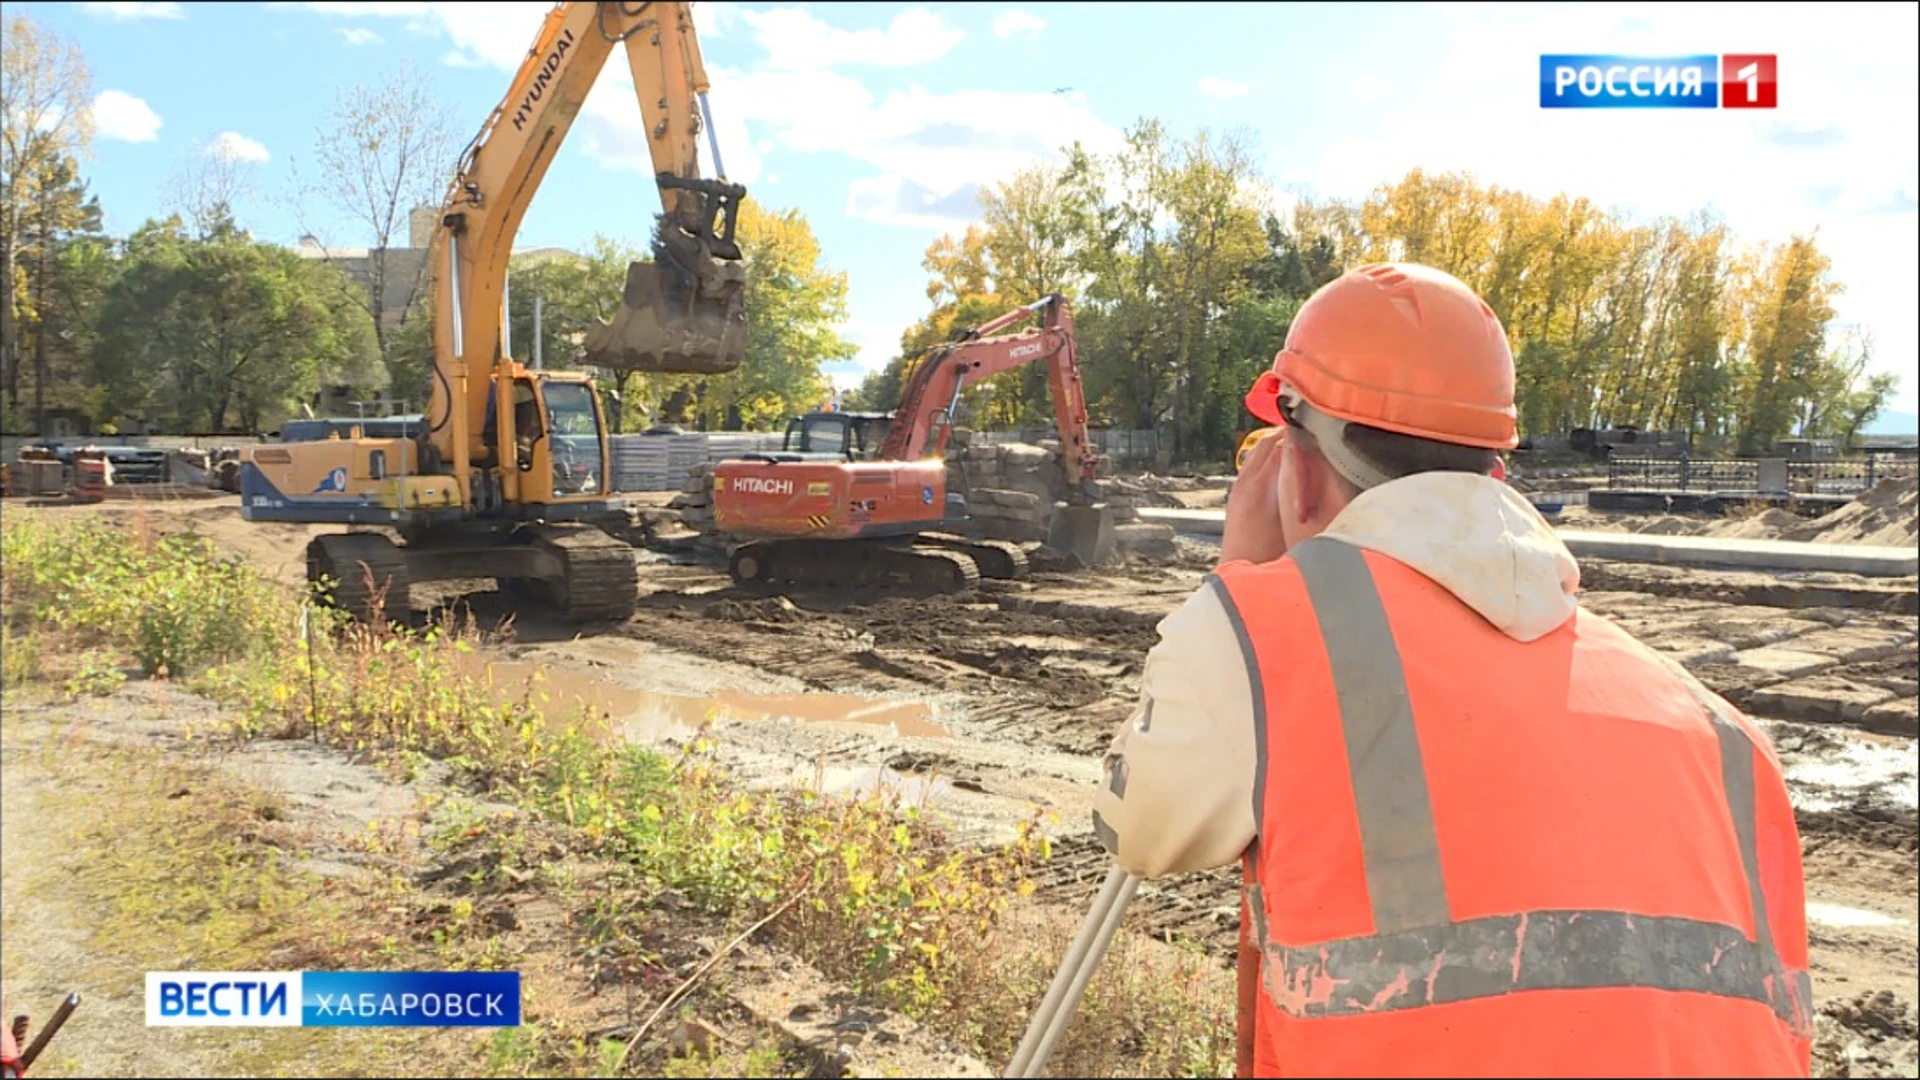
[1004,866,1132,1078]
[1012,869,1141,1078]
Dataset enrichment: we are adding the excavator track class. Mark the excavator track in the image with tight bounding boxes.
[730,539,981,594]
[529,525,640,624]
[308,532,412,625]
[919,532,1029,580]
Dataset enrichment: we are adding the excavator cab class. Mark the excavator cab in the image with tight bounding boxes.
[482,372,609,501]
[782,410,891,461]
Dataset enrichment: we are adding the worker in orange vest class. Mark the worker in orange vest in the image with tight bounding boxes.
[1091,263,1811,1077]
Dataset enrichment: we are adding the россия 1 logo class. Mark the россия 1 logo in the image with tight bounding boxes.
[1539,55,1776,109]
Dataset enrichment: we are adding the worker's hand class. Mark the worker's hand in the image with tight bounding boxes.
[1221,427,1288,566]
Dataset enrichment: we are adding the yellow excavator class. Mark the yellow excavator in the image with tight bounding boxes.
[242,2,745,625]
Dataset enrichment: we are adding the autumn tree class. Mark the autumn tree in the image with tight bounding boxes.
[687,201,852,430]
[291,61,455,388]
[1,12,95,431]
[502,205,850,432]
[163,136,258,239]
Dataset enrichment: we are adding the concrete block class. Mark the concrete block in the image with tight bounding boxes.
[1710,617,1827,651]
[1776,626,1918,664]
[1748,676,1896,725]
[976,488,1042,512]
[1003,445,1050,469]
[1114,523,1177,557]
[1730,647,1831,680]
[1861,698,1919,738]
[1651,637,1739,666]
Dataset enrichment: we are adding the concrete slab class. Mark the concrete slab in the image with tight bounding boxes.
[1749,676,1898,725]
[1730,648,1833,679]
[1136,508,1919,577]
[1777,626,1918,664]
[1557,531,1919,578]
[1861,698,1920,738]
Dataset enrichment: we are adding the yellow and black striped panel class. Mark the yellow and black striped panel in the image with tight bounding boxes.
[806,514,833,530]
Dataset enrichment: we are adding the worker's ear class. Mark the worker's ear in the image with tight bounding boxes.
[1282,439,1339,532]
[1279,439,1314,528]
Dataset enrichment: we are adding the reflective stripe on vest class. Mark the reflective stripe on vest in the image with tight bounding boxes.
[1219,537,1812,1032]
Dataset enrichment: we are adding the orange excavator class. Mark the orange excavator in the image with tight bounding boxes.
[712,294,1113,591]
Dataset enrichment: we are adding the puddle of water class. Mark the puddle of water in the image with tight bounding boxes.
[1781,737,1919,811]
[813,765,954,806]
[454,655,947,743]
[1806,902,1903,929]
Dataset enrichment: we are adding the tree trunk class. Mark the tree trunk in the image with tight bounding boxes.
[1,208,16,413]
[33,190,50,436]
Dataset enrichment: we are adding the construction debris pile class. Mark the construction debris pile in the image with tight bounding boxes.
[944,437,1178,558]
[1573,476,1920,548]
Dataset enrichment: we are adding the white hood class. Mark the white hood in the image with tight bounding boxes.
[1322,472,1581,643]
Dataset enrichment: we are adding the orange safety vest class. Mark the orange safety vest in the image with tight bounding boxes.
[1212,537,1812,1078]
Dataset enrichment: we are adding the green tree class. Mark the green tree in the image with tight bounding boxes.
[12,154,104,432]
[94,220,366,431]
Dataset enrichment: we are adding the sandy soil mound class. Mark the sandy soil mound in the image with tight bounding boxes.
[1777,476,1920,548]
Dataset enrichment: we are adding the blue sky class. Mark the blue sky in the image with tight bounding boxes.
[26,1,1920,420]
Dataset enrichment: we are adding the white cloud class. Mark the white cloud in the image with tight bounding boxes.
[92,90,163,143]
[735,7,965,71]
[274,2,429,15]
[992,9,1046,41]
[79,2,182,20]
[208,131,271,164]
[337,27,384,46]
[690,1,737,40]
[1283,1,1920,410]
[841,320,913,377]
[1198,76,1250,99]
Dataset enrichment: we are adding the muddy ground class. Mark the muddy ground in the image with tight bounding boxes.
[5,492,1917,1075]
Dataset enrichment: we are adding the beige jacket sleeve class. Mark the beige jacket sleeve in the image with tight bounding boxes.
[1091,578,1258,878]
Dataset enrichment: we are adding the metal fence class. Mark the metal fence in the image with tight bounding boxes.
[1609,454,1916,496]
[970,428,1165,468]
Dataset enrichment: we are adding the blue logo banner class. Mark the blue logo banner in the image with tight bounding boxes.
[146,971,521,1027]
[304,971,521,1027]
[1540,54,1719,108]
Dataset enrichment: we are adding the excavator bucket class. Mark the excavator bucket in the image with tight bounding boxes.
[1047,501,1117,569]
[581,259,747,375]
[582,191,750,376]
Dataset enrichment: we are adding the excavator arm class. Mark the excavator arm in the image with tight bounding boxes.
[426,2,747,497]
[880,294,1098,498]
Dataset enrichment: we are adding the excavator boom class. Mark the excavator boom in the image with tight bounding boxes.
[430,2,745,400]
[241,3,748,629]
[880,294,1097,499]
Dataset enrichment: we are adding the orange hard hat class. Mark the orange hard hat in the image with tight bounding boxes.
[1244,263,1517,450]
